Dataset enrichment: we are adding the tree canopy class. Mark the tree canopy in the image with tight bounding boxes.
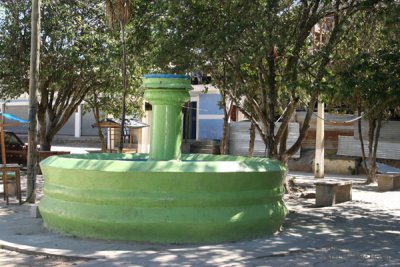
[0,0,152,150]
[0,0,112,149]
[1,0,396,165]
[329,1,400,182]
[150,0,386,165]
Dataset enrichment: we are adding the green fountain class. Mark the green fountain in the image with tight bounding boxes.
[39,74,288,243]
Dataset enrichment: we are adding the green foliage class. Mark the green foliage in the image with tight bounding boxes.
[329,2,400,183]
[1,1,109,96]
[0,0,122,149]
[85,0,155,119]
[149,0,382,162]
[331,1,400,117]
[0,0,31,98]
[0,0,153,149]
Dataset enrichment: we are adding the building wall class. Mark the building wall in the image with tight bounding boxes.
[3,105,29,134]
[2,101,98,137]
[3,86,226,142]
[198,93,224,140]
[81,110,102,136]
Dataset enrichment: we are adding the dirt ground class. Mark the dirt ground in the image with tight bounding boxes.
[0,249,89,267]
[0,172,399,266]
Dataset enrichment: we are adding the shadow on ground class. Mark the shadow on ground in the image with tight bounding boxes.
[0,176,399,266]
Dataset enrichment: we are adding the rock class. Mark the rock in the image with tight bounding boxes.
[300,191,316,199]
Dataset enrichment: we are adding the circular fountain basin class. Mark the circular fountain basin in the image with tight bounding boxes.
[39,153,288,243]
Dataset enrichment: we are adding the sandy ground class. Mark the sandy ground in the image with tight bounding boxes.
[0,171,399,266]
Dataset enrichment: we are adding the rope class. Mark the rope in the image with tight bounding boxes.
[296,97,382,124]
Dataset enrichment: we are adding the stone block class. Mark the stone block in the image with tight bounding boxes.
[335,183,352,203]
[315,180,352,207]
[30,205,42,218]
[377,174,400,192]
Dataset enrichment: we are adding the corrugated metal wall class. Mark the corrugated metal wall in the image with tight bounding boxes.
[337,135,400,160]
[297,112,355,151]
[229,121,300,158]
[229,121,267,156]
[337,120,400,160]
[354,120,400,141]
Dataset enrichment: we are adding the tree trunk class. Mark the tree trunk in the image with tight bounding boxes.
[248,122,255,157]
[27,0,41,203]
[220,116,229,155]
[357,103,368,175]
[40,136,52,151]
[280,159,290,194]
[220,94,232,155]
[267,47,277,158]
[279,124,288,157]
[371,118,382,183]
[366,115,376,184]
[284,93,318,159]
[118,21,128,153]
[367,116,382,184]
[37,112,53,152]
[184,101,190,144]
[92,94,107,152]
[37,100,48,150]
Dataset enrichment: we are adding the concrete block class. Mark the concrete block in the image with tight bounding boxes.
[336,183,352,203]
[378,174,400,192]
[315,183,336,206]
[30,205,42,218]
[315,181,352,207]
[394,176,400,190]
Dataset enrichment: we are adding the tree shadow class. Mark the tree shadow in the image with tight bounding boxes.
[1,174,399,266]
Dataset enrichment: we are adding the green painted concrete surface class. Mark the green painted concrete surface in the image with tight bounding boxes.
[39,154,288,243]
[39,74,288,243]
[143,76,191,161]
[142,76,192,90]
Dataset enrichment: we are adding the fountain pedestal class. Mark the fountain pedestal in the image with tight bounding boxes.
[143,74,191,161]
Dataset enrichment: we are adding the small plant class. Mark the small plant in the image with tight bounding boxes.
[289,176,296,187]
[348,166,356,175]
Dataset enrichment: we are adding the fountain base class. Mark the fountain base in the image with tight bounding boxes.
[39,153,288,243]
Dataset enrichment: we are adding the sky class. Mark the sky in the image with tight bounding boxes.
[0,4,5,21]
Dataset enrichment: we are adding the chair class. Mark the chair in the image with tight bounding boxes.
[1,163,22,205]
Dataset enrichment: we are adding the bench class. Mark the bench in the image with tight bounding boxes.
[377,174,400,192]
[315,180,352,207]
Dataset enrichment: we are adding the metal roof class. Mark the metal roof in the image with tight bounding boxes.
[92,118,149,129]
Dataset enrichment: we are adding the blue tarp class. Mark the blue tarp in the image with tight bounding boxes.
[0,113,29,123]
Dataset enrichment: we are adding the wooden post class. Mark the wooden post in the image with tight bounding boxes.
[314,101,325,178]
[27,0,41,203]
[0,114,9,203]
[74,104,82,138]
[129,128,133,145]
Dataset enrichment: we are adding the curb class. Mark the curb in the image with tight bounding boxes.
[0,240,99,261]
